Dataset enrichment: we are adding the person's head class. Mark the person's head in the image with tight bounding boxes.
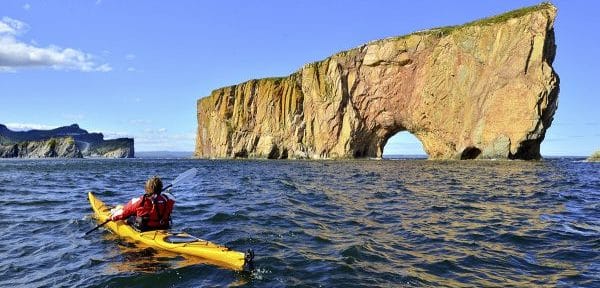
[145,176,163,195]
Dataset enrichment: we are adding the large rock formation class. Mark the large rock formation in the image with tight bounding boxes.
[196,3,559,160]
[587,150,600,162]
[0,124,134,158]
[0,137,82,158]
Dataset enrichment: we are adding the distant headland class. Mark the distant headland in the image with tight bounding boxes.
[587,150,600,162]
[195,3,559,160]
[0,124,134,158]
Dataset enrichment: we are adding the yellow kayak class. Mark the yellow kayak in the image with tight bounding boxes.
[88,192,254,271]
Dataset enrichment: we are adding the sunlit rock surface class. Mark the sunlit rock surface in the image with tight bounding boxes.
[0,137,82,158]
[587,150,600,162]
[196,3,558,160]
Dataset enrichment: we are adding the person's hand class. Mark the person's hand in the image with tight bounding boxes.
[110,205,123,221]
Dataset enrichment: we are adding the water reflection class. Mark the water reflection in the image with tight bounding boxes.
[102,234,214,274]
[101,234,250,287]
[262,159,595,286]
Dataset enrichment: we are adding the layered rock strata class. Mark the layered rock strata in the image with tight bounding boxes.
[196,3,559,160]
[0,124,134,158]
[0,137,82,158]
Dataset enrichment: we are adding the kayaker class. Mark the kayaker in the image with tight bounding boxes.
[109,176,175,231]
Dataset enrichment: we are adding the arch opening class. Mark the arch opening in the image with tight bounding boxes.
[381,131,427,159]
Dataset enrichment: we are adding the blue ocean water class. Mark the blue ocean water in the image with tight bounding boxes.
[0,158,598,287]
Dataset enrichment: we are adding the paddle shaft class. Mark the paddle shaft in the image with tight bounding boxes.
[84,219,110,235]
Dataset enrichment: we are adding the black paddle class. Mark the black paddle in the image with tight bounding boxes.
[84,168,198,236]
[85,219,111,235]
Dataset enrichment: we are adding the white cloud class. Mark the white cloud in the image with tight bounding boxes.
[87,128,195,151]
[143,128,168,134]
[23,4,31,11]
[87,129,134,140]
[96,63,112,72]
[134,132,196,151]
[0,66,16,73]
[0,17,28,35]
[0,17,111,72]
[127,67,136,72]
[125,53,136,60]
[102,131,133,139]
[5,122,57,131]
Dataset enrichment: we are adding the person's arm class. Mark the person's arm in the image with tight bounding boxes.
[111,196,142,221]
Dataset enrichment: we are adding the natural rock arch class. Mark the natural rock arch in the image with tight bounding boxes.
[195,3,559,160]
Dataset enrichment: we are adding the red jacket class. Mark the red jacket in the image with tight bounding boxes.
[111,193,175,229]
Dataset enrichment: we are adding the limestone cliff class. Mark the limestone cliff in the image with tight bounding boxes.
[86,138,135,158]
[587,150,600,162]
[0,137,82,158]
[196,3,559,160]
[0,124,134,158]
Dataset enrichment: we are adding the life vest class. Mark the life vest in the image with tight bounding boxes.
[131,193,175,231]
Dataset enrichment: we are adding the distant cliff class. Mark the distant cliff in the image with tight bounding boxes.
[196,3,559,160]
[587,150,600,162]
[0,124,134,158]
[0,137,82,158]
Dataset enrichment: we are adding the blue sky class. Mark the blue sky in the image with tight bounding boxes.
[0,1,598,156]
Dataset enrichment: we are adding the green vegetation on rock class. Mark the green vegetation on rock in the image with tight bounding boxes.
[400,2,554,39]
[0,136,81,158]
[298,2,555,74]
[47,138,57,150]
[466,2,554,26]
[0,135,10,145]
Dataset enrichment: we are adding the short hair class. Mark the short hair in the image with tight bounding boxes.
[145,176,163,195]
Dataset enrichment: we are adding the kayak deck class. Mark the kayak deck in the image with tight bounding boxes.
[88,191,253,271]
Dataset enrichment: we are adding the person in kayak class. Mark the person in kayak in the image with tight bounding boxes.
[110,176,175,231]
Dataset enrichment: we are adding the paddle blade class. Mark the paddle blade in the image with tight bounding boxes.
[84,219,110,236]
[171,168,197,186]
